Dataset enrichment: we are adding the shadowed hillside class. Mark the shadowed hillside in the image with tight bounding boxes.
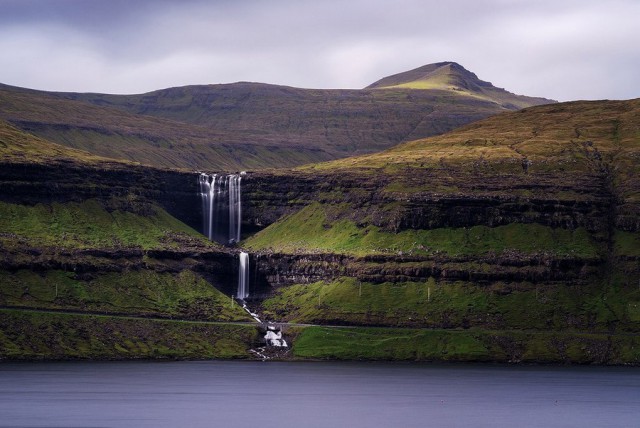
[0,62,553,170]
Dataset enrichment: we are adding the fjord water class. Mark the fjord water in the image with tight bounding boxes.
[1,362,638,428]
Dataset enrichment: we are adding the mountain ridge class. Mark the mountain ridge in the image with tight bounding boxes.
[0,62,555,170]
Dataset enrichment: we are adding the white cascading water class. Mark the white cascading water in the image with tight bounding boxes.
[236,252,287,348]
[265,326,288,348]
[200,172,287,352]
[238,251,249,300]
[198,173,213,240]
[198,172,243,245]
[228,175,242,244]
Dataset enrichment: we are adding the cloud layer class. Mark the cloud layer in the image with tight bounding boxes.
[1,0,638,101]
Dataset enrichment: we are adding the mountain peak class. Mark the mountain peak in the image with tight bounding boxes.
[365,61,491,91]
[365,61,555,109]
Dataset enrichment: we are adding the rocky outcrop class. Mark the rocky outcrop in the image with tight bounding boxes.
[0,241,241,293]
[253,251,601,287]
[241,168,615,234]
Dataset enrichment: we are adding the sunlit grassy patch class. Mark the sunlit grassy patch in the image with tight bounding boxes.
[244,202,599,257]
[0,199,213,250]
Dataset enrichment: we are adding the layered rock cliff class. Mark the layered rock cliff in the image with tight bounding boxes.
[239,100,640,342]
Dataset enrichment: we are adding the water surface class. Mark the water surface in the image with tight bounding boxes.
[0,361,638,428]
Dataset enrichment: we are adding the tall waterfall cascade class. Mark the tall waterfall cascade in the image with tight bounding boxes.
[238,251,249,300]
[198,172,245,245]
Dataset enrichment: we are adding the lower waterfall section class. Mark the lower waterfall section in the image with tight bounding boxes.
[236,254,288,357]
[264,325,288,347]
[249,324,289,361]
[237,251,249,300]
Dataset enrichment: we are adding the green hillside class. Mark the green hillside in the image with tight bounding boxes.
[367,61,551,109]
[0,122,257,360]
[0,118,110,164]
[2,80,638,364]
[241,98,640,364]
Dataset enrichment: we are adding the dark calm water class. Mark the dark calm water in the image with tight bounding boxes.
[0,361,638,428]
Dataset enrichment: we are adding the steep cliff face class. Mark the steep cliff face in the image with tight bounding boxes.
[254,252,600,288]
[0,161,202,231]
[242,167,612,233]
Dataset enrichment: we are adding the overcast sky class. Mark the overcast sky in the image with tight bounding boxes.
[1,0,638,101]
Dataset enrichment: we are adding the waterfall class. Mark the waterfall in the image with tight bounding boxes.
[198,172,243,245]
[238,251,249,300]
[228,175,242,244]
[265,326,288,347]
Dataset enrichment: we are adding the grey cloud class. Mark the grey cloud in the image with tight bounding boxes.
[0,0,638,100]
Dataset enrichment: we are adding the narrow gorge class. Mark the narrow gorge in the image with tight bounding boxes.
[198,170,288,353]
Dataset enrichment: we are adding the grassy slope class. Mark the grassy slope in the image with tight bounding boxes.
[0,199,251,320]
[0,198,256,359]
[303,99,640,177]
[0,118,115,165]
[367,62,553,110]
[0,309,257,360]
[245,202,599,258]
[292,326,640,364]
[0,199,204,250]
[63,83,514,155]
[245,99,640,363]
[262,277,640,331]
[0,269,245,320]
[0,85,327,170]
